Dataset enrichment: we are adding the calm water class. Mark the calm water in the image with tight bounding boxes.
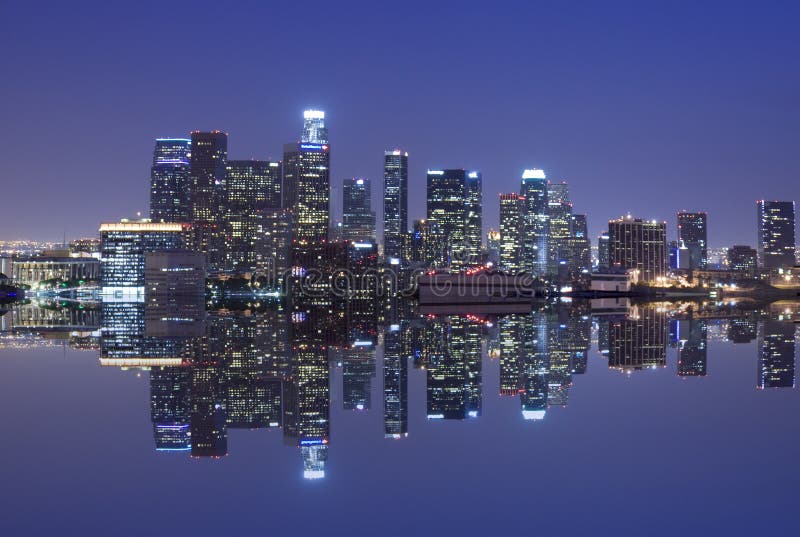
[0,299,798,536]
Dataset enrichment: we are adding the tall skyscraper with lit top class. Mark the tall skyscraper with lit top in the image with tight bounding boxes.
[150,138,191,223]
[383,150,408,263]
[757,200,796,269]
[284,110,330,245]
[520,169,549,276]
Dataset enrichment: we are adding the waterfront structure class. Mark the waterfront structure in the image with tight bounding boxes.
[499,193,523,272]
[150,138,191,223]
[144,250,206,301]
[223,160,282,272]
[99,220,192,297]
[342,178,376,242]
[189,131,228,270]
[607,216,667,283]
[677,212,708,270]
[426,169,482,268]
[383,150,408,263]
[11,254,100,288]
[283,111,330,245]
[520,169,549,276]
[727,245,758,275]
[757,200,796,269]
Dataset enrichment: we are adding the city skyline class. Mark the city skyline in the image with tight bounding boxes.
[2,3,798,245]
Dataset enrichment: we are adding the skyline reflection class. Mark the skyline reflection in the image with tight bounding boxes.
[1,297,798,479]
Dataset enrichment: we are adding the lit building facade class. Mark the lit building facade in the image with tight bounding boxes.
[189,131,228,270]
[757,200,796,269]
[607,216,667,283]
[520,169,549,276]
[223,159,281,272]
[383,150,408,263]
[99,220,192,296]
[677,211,708,270]
[342,177,376,242]
[727,244,757,275]
[426,169,482,268]
[150,138,191,223]
[499,193,523,272]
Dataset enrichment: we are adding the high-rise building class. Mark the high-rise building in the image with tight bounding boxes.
[99,220,192,297]
[342,178,376,242]
[727,244,757,275]
[598,231,610,269]
[607,216,667,283]
[757,200,796,269]
[486,230,500,266]
[677,212,708,270]
[383,150,408,263]
[283,111,330,245]
[150,138,191,223]
[383,323,408,438]
[499,193,523,272]
[547,181,572,274]
[426,169,482,268]
[223,160,281,272]
[520,169,549,276]
[189,131,228,270]
[464,171,483,266]
[565,213,591,281]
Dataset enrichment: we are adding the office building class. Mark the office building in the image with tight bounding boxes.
[383,150,408,263]
[283,110,331,245]
[99,220,192,297]
[677,212,708,270]
[607,216,667,283]
[520,169,549,276]
[499,193,523,272]
[426,169,482,268]
[189,131,228,270]
[223,159,281,272]
[727,244,757,275]
[342,177,376,242]
[757,200,796,269]
[150,138,191,223]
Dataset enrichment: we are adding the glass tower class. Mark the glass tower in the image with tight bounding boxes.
[150,138,191,223]
[677,211,708,270]
[520,169,549,276]
[757,200,796,269]
[383,150,408,263]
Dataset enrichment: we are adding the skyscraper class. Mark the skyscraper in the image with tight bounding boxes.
[426,169,482,268]
[150,138,191,223]
[189,131,228,270]
[223,160,281,272]
[383,150,408,263]
[757,320,796,388]
[283,110,330,245]
[547,181,572,274]
[607,216,667,283]
[757,200,796,269]
[342,177,376,242]
[499,193,523,272]
[677,211,708,270]
[520,169,549,276]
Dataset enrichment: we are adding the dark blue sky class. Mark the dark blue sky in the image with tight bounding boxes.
[1,0,798,246]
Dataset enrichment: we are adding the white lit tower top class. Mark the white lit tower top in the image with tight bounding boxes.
[302,109,328,144]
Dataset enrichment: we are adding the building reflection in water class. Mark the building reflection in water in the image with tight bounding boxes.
[1,296,798,479]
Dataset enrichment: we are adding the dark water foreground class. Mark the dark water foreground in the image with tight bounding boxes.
[0,299,797,536]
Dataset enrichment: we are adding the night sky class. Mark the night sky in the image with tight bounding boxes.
[1,1,798,246]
